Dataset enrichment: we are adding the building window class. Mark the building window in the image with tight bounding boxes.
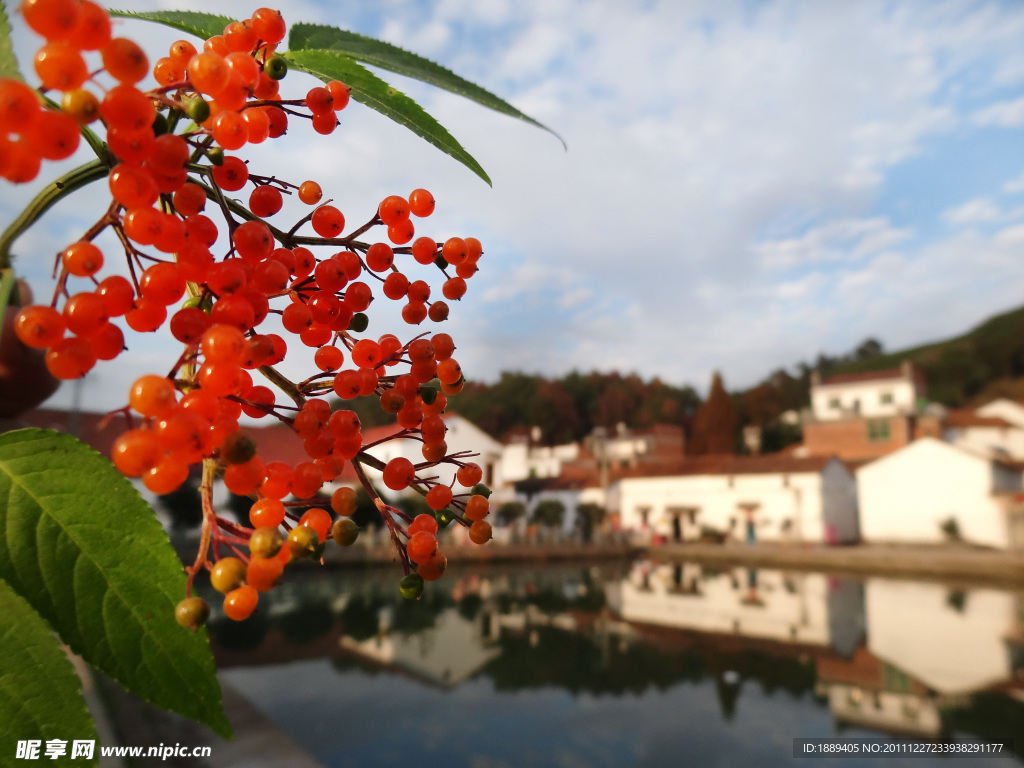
[828,397,840,409]
[867,419,891,441]
[879,391,893,405]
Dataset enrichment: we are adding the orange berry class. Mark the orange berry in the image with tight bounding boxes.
[418,550,447,582]
[406,530,437,564]
[408,188,434,217]
[223,585,259,621]
[129,374,178,418]
[299,507,332,541]
[187,52,231,95]
[249,498,286,528]
[425,484,453,511]
[246,556,283,592]
[311,205,345,237]
[34,41,88,91]
[21,0,80,41]
[457,463,483,487]
[68,0,111,50]
[330,486,358,517]
[382,456,415,491]
[110,428,161,477]
[101,38,149,84]
[469,519,492,545]
[60,88,100,124]
[251,8,287,44]
[464,494,489,522]
[298,180,322,205]
[13,305,64,349]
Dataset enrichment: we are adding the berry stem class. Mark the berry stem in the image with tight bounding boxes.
[0,159,110,269]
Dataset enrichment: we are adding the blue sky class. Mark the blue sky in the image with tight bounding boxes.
[4,0,1024,414]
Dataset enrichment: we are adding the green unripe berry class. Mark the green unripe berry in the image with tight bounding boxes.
[347,312,369,333]
[265,55,288,80]
[436,508,454,528]
[471,483,492,499]
[206,146,224,166]
[287,526,319,559]
[210,557,247,594]
[331,518,359,547]
[185,97,210,124]
[419,385,438,405]
[175,596,210,630]
[399,573,424,600]
[434,254,449,269]
[249,527,283,559]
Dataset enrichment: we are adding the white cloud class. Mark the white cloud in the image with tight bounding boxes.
[972,95,1024,127]
[942,197,1003,224]
[755,218,912,270]
[5,0,1024,416]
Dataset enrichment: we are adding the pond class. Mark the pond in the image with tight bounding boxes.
[201,560,1024,767]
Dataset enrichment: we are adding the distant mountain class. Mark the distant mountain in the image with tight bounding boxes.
[732,302,1024,447]
[816,303,1024,407]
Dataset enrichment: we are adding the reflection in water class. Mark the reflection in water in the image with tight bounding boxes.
[208,562,1024,766]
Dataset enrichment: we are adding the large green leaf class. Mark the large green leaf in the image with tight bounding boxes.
[0,429,230,738]
[289,23,565,149]
[0,577,98,766]
[108,9,237,40]
[0,0,21,81]
[285,49,491,185]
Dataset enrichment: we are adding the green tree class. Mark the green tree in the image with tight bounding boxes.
[497,501,527,526]
[575,502,606,542]
[531,499,566,528]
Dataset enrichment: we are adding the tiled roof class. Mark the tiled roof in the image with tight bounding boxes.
[943,409,1013,429]
[820,368,905,385]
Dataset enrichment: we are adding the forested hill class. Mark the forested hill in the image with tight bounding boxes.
[339,302,1024,446]
[347,371,701,445]
[813,303,1024,407]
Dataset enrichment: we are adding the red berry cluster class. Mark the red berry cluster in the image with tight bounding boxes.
[5,1,493,626]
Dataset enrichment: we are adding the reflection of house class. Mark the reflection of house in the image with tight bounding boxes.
[865,578,1021,695]
[608,562,864,655]
[816,648,945,738]
[338,607,500,688]
[802,362,940,461]
[612,455,858,544]
[856,437,1023,549]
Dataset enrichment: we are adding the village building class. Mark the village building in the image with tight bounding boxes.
[801,361,941,461]
[612,454,858,545]
[942,408,1024,461]
[855,437,1024,549]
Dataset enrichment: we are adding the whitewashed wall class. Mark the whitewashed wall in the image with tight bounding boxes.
[856,438,1014,548]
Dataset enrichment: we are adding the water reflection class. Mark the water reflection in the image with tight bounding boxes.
[207,561,1024,765]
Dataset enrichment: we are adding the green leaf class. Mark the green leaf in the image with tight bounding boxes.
[108,9,237,40]
[0,0,21,81]
[289,23,565,149]
[0,577,98,766]
[285,49,491,185]
[0,429,230,738]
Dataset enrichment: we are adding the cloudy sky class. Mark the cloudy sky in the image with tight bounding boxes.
[5,0,1024,414]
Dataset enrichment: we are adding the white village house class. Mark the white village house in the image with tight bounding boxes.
[856,437,1024,549]
[359,413,505,496]
[612,454,859,545]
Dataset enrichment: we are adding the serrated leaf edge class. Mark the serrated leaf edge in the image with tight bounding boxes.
[285,49,491,185]
[0,429,230,737]
[289,22,565,149]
